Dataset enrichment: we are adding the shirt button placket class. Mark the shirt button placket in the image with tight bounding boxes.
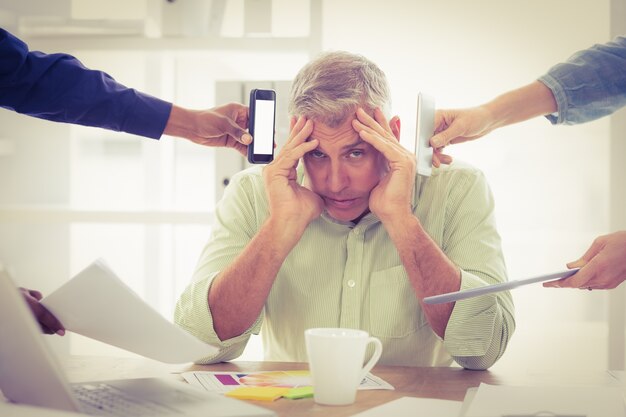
[339,227,365,329]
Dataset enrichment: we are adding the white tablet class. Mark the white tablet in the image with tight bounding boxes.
[415,92,435,176]
[422,268,581,305]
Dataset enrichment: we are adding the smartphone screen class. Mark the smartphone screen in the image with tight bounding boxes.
[248,89,276,164]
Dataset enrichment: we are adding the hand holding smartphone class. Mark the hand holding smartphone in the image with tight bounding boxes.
[247,89,276,164]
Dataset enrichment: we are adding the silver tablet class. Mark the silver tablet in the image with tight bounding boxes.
[423,268,581,304]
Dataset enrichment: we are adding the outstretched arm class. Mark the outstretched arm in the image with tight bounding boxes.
[0,29,251,151]
[430,81,556,152]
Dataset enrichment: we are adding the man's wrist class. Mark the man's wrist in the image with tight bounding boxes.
[380,210,420,238]
[261,217,307,258]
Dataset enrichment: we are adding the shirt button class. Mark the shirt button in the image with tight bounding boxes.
[347,280,356,288]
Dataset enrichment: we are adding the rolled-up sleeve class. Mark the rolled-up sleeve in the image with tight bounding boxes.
[174,171,264,364]
[538,36,626,126]
[439,169,515,370]
[0,28,171,139]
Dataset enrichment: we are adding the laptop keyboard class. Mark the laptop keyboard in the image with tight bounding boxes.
[73,383,180,416]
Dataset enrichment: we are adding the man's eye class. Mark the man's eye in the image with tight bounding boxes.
[310,150,326,159]
[349,150,364,158]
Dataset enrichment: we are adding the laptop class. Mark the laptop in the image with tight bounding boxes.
[0,263,275,417]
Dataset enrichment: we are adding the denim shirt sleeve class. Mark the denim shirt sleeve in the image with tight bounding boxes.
[0,28,172,139]
[538,36,626,125]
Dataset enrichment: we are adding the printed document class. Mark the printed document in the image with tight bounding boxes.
[42,259,217,363]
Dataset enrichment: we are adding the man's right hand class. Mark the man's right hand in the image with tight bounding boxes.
[19,287,65,335]
[207,116,323,341]
[262,116,323,241]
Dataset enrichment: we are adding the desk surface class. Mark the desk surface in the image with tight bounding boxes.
[62,356,623,417]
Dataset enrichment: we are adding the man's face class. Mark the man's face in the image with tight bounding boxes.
[303,117,387,222]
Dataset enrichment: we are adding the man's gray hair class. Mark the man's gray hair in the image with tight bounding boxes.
[288,51,391,127]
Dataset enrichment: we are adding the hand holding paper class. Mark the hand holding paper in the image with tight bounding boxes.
[42,259,217,363]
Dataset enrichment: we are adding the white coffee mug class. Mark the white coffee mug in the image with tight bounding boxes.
[305,328,383,406]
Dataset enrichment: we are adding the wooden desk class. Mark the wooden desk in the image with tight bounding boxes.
[63,356,624,417]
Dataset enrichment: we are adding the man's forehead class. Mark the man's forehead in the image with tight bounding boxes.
[309,117,360,146]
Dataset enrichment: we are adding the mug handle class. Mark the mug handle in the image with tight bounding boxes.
[358,337,383,383]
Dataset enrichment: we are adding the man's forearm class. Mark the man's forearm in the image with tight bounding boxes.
[208,218,302,341]
[485,80,558,130]
[382,214,460,338]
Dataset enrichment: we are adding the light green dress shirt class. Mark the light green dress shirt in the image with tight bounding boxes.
[175,161,515,370]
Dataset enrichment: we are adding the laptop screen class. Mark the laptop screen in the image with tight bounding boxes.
[0,264,80,412]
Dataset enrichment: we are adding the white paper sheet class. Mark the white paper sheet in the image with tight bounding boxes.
[349,397,462,417]
[464,383,625,417]
[42,259,218,364]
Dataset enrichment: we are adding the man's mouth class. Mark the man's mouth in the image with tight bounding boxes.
[324,197,359,209]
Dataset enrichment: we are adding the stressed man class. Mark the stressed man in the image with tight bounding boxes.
[175,51,515,370]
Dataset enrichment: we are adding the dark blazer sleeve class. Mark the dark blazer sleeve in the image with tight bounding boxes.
[0,28,172,139]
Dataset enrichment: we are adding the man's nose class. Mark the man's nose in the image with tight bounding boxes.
[327,162,348,193]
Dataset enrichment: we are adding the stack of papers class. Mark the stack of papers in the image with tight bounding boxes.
[182,370,393,402]
[182,370,393,394]
[462,383,625,417]
[348,383,625,417]
[350,397,462,417]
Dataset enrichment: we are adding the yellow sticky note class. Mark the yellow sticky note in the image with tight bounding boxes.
[225,387,290,402]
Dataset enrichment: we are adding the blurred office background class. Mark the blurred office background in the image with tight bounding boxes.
[0,0,624,373]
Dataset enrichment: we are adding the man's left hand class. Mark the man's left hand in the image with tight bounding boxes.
[352,107,415,222]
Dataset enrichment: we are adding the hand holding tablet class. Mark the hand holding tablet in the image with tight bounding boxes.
[423,268,581,305]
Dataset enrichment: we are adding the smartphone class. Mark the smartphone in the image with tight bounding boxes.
[415,92,435,176]
[247,89,276,164]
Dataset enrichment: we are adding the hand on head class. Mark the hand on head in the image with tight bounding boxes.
[543,231,626,290]
[351,107,415,222]
[19,287,65,335]
[262,116,323,233]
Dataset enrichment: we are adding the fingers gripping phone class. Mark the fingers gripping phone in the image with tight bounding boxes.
[247,89,276,164]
